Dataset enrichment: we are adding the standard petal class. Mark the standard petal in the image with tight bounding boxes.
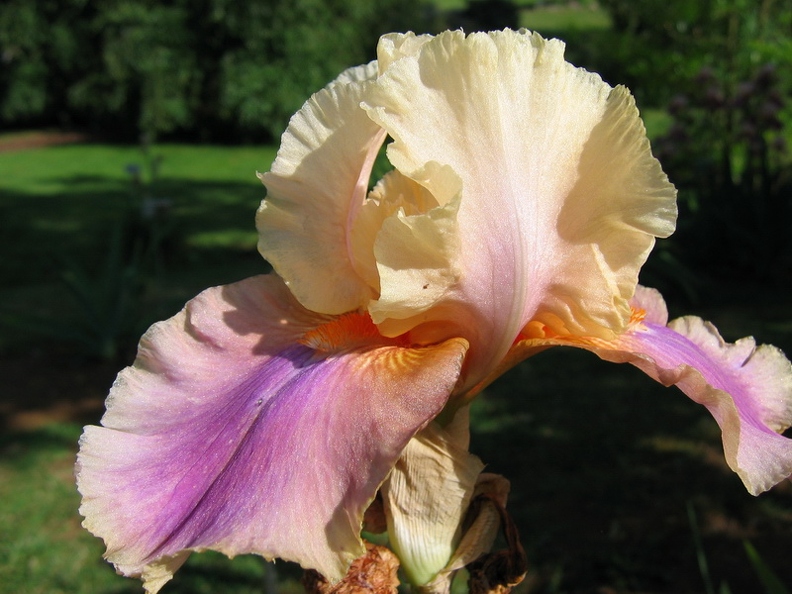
[76,275,468,591]
[515,288,792,495]
[363,30,676,386]
[350,170,442,292]
[370,195,463,334]
[257,62,386,315]
[376,31,434,73]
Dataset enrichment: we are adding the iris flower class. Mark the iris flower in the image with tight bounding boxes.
[76,29,792,593]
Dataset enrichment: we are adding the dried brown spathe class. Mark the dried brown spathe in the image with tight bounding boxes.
[303,541,400,594]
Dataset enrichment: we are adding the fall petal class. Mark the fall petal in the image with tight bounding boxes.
[516,288,792,495]
[630,284,669,325]
[76,275,468,591]
[618,320,792,495]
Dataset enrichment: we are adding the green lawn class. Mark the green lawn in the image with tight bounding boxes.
[0,422,305,594]
[1,142,276,284]
[520,2,611,32]
[3,344,792,593]
[0,142,278,356]
[0,140,304,593]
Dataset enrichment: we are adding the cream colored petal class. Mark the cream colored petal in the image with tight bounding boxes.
[257,61,386,315]
[350,170,441,292]
[364,29,676,386]
[381,417,484,588]
[368,194,463,335]
[141,553,189,594]
[421,473,511,594]
[369,167,442,215]
[544,85,677,336]
[376,32,434,73]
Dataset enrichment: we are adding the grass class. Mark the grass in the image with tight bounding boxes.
[0,140,273,587]
[3,343,792,592]
[0,142,277,355]
[520,2,611,32]
[0,142,276,285]
[0,139,308,593]
[473,348,792,592]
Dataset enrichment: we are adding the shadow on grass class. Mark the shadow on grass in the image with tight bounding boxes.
[3,313,791,593]
[0,176,263,285]
[0,423,83,467]
[472,347,792,593]
[3,157,792,592]
[1,173,272,361]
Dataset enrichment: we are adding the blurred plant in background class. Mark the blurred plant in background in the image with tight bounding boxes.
[2,2,792,592]
[2,0,790,331]
[0,137,177,361]
[655,62,791,284]
[57,137,178,360]
[586,0,792,292]
[689,501,792,594]
[595,0,791,106]
[123,133,176,276]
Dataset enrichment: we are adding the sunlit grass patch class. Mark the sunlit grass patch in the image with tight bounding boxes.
[186,229,259,251]
[520,2,611,32]
[0,424,123,594]
[0,143,276,286]
[642,108,674,140]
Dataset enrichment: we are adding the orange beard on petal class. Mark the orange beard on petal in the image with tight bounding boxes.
[461,306,650,403]
[299,312,411,353]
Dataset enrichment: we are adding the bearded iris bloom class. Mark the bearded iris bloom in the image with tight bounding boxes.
[76,30,792,593]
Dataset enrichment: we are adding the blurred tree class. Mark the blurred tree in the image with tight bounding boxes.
[68,1,197,140]
[0,0,96,127]
[655,61,792,284]
[207,0,424,141]
[446,0,520,32]
[0,0,431,142]
[598,0,792,107]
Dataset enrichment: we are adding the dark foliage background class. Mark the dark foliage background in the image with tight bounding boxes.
[0,0,431,142]
[596,0,792,290]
